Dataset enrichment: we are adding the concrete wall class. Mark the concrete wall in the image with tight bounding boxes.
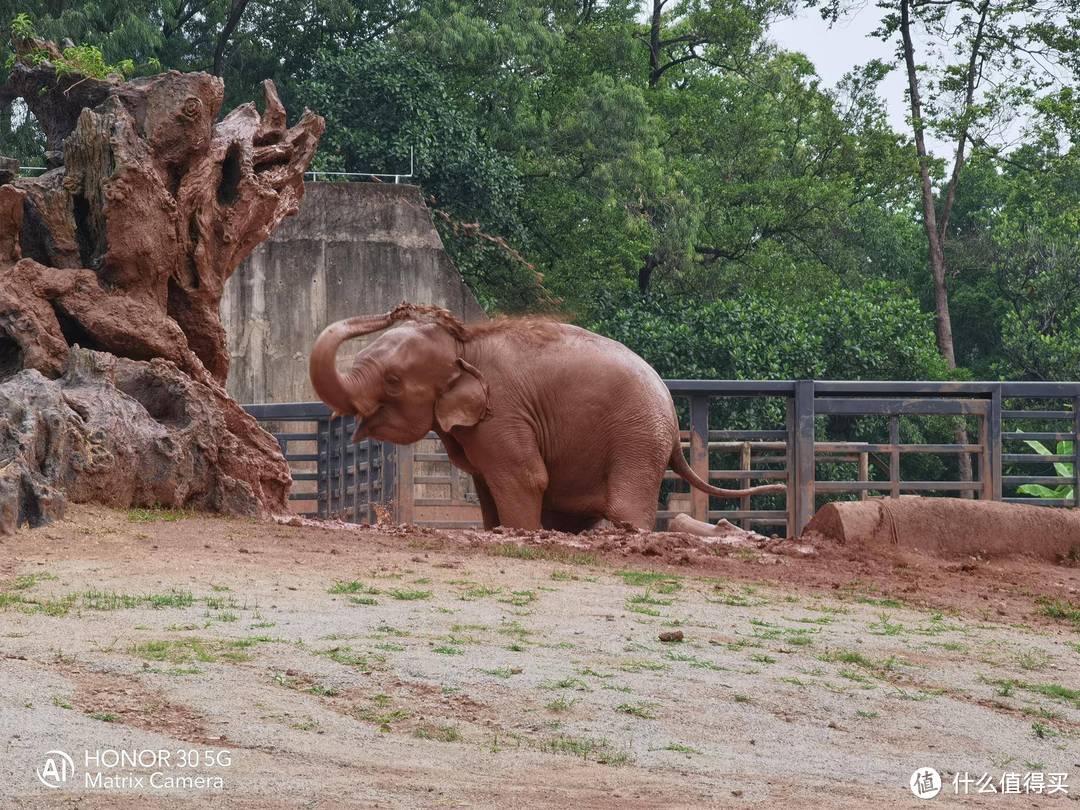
[221,182,486,404]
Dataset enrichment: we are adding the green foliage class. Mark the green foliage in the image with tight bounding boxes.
[2,0,1077,388]
[588,282,947,382]
[10,11,32,38]
[1015,440,1075,501]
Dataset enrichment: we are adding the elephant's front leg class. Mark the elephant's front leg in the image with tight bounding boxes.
[472,475,500,530]
[482,462,548,530]
[486,475,544,533]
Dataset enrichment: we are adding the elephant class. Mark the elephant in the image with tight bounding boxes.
[309,302,785,531]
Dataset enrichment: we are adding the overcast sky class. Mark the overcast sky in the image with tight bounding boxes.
[769,5,953,157]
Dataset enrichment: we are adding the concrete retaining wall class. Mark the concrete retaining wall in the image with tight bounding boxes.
[222,182,486,404]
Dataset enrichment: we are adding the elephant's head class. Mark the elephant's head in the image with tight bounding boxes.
[308,306,490,444]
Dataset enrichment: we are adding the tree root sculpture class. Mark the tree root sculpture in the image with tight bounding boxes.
[0,40,324,531]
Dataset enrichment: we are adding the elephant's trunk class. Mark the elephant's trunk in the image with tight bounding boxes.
[309,313,397,416]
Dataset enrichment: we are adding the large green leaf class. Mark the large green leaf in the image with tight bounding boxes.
[1017,483,1074,500]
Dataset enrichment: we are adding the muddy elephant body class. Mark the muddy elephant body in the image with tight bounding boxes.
[309,304,782,531]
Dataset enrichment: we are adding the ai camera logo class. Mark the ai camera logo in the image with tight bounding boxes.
[910,767,942,799]
[37,750,75,789]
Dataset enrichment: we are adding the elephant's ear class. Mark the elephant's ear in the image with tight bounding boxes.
[435,358,491,432]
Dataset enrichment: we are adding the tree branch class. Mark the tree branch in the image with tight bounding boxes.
[212,0,251,76]
[937,0,990,242]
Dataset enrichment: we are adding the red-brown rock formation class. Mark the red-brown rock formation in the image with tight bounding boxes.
[0,39,323,531]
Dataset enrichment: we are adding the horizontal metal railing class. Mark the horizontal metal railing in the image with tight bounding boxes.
[245,379,1080,533]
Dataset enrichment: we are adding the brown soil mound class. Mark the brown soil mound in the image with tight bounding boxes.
[805,496,1080,562]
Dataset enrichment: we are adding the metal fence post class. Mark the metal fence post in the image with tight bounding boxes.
[316,417,328,518]
[888,416,901,499]
[990,384,1002,501]
[1074,394,1080,507]
[395,442,415,524]
[689,394,710,522]
[793,380,815,536]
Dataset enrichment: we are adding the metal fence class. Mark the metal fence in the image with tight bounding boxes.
[243,403,396,523]
[245,379,1080,534]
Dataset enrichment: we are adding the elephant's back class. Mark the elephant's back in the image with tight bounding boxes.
[546,324,674,408]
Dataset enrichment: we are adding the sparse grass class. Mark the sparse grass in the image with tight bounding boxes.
[544,735,629,765]
[146,590,196,609]
[750,653,776,665]
[147,666,201,676]
[1036,597,1080,628]
[414,724,461,742]
[627,592,673,607]
[855,710,879,718]
[8,573,58,590]
[499,590,537,607]
[819,649,889,673]
[329,580,379,595]
[353,700,409,732]
[708,584,768,606]
[90,712,119,722]
[615,701,658,719]
[388,588,432,601]
[81,590,143,611]
[545,696,577,712]
[204,595,237,610]
[1015,650,1051,671]
[868,613,903,636]
[479,667,519,678]
[126,506,194,523]
[319,646,384,669]
[544,676,591,691]
[130,639,218,664]
[1,587,193,616]
[349,596,379,606]
[855,595,903,609]
[460,585,501,601]
[489,543,597,566]
[732,693,752,703]
[664,651,724,671]
[579,667,613,679]
[983,676,1079,707]
[497,620,530,641]
[1031,721,1055,739]
[618,571,680,590]
[51,696,72,709]
[432,645,463,655]
[617,659,666,673]
[1024,681,1080,707]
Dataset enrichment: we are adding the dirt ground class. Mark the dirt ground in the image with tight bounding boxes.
[2,506,1079,808]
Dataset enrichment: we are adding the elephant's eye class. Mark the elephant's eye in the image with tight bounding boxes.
[384,374,402,396]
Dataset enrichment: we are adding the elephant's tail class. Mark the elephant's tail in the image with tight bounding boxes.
[669,440,787,499]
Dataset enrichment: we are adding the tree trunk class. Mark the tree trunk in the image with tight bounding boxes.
[212,0,251,76]
[899,0,972,488]
[648,0,665,88]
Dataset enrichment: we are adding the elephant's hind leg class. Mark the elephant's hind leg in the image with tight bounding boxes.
[603,458,665,531]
